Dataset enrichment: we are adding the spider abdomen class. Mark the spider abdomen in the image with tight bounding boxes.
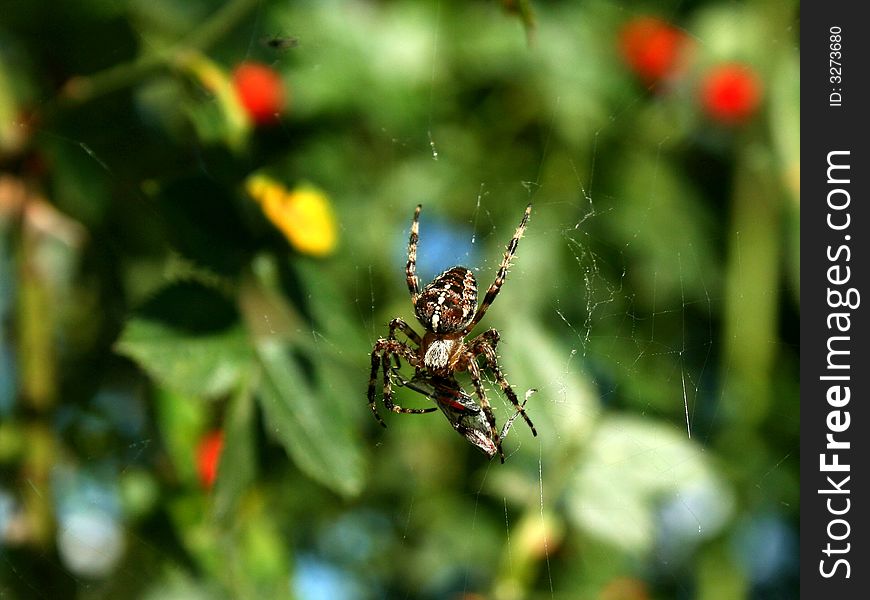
[414,266,478,333]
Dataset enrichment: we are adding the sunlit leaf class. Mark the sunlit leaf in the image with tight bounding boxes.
[565,415,734,554]
[116,318,254,398]
[213,382,257,520]
[295,259,368,355]
[154,388,205,485]
[500,319,601,454]
[255,339,365,497]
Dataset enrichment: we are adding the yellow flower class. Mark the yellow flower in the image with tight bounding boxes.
[245,175,337,256]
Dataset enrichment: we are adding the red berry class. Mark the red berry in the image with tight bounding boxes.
[196,430,224,489]
[619,17,687,83]
[700,63,762,125]
[233,62,286,125]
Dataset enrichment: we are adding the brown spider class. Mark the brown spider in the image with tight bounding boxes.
[367,204,537,462]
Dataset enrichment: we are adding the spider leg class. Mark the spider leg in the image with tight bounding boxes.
[368,346,388,427]
[368,339,436,427]
[406,205,422,305]
[468,329,537,436]
[464,204,531,335]
[388,317,422,352]
[389,317,423,345]
[466,356,505,463]
[381,354,437,415]
[500,389,537,439]
[386,317,424,381]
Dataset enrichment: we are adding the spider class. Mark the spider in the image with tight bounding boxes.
[367,204,537,462]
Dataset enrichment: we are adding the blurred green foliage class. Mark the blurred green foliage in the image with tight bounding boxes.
[1,0,798,599]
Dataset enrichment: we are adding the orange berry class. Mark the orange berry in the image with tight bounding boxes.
[619,17,687,83]
[232,62,286,125]
[700,63,762,125]
[196,430,225,489]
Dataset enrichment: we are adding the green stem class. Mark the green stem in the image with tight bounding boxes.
[185,0,261,53]
[721,137,781,427]
[60,0,259,105]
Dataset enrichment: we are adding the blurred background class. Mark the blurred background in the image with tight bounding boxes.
[1,0,799,598]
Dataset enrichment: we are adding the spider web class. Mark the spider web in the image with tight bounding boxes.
[351,3,797,599]
[0,0,799,598]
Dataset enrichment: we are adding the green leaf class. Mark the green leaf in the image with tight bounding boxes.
[501,319,601,453]
[154,388,205,485]
[565,415,734,554]
[255,339,365,497]
[116,318,254,398]
[213,382,257,520]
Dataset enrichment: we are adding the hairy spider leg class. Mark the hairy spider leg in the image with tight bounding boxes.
[466,356,505,463]
[387,317,422,370]
[464,204,531,334]
[405,204,422,304]
[368,338,436,427]
[467,329,537,436]
[389,317,422,345]
[500,389,536,439]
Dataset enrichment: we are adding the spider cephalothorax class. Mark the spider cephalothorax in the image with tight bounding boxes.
[367,204,537,462]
